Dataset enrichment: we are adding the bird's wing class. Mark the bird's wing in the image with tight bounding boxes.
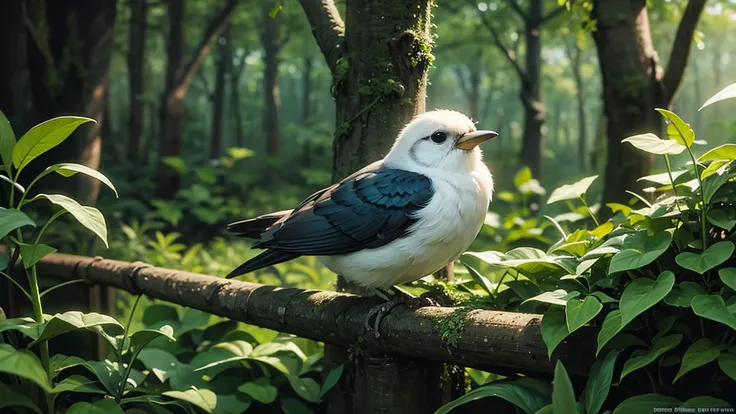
[253,164,433,256]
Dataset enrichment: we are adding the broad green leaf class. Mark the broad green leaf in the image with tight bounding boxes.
[655,109,694,147]
[434,377,552,414]
[541,307,570,358]
[190,340,254,376]
[717,352,736,381]
[552,361,577,414]
[164,387,218,413]
[590,292,618,304]
[619,271,675,327]
[42,163,118,197]
[691,295,736,331]
[674,338,721,383]
[676,241,734,274]
[0,110,15,169]
[29,311,123,348]
[12,116,95,172]
[161,156,187,174]
[466,248,574,279]
[320,365,344,398]
[49,354,86,378]
[637,170,688,186]
[523,290,579,306]
[52,374,106,394]
[67,399,124,414]
[608,231,671,274]
[701,159,731,180]
[620,334,682,380]
[681,397,731,408]
[0,174,25,193]
[463,263,494,296]
[698,144,736,162]
[128,325,176,354]
[0,317,43,339]
[702,162,736,204]
[720,268,736,291]
[281,398,310,414]
[238,378,278,403]
[31,193,108,247]
[612,394,680,414]
[82,360,123,395]
[707,208,736,231]
[0,344,53,392]
[0,382,42,414]
[547,175,598,204]
[663,282,706,307]
[596,310,623,356]
[565,296,602,333]
[699,82,736,110]
[584,350,620,414]
[515,167,533,189]
[18,243,56,269]
[622,133,686,155]
[138,349,203,390]
[0,208,35,239]
[286,375,321,403]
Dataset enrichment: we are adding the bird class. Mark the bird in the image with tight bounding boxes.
[226,109,496,334]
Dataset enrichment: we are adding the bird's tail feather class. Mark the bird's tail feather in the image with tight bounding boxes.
[227,210,292,239]
[226,250,300,278]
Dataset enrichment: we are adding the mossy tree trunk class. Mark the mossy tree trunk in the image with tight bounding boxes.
[592,0,706,212]
[299,0,464,412]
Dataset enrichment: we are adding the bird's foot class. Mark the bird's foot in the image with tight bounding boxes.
[364,288,441,339]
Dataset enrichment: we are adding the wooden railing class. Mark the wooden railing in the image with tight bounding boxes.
[29,253,594,412]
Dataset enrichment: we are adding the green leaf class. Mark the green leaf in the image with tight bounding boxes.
[698,144,736,162]
[269,2,283,17]
[620,334,682,380]
[128,325,176,354]
[463,263,494,296]
[663,282,706,307]
[0,382,42,414]
[541,306,571,358]
[12,116,95,172]
[637,170,688,186]
[590,292,618,304]
[0,208,35,239]
[281,398,309,414]
[523,290,579,306]
[584,350,620,414]
[547,175,598,204]
[29,311,123,348]
[612,394,680,414]
[161,156,187,174]
[18,243,57,269]
[0,317,43,339]
[676,241,735,274]
[673,338,721,383]
[49,354,86,378]
[434,377,552,414]
[238,378,278,403]
[720,268,736,292]
[52,374,106,394]
[320,365,344,398]
[596,310,623,356]
[681,397,731,408]
[466,248,574,279]
[565,296,602,333]
[67,399,125,414]
[619,271,675,327]
[691,295,736,331]
[707,209,736,231]
[164,387,218,413]
[42,163,118,197]
[31,193,108,247]
[286,375,321,403]
[0,343,53,392]
[699,82,736,110]
[0,110,16,169]
[608,231,671,274]
[655,109,694,147]
[515,167,533,189]
[552,361,578,414]
[717,352,736,381]
[622,133,686,155]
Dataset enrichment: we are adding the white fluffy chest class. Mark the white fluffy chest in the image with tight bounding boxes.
[319,167,493,288]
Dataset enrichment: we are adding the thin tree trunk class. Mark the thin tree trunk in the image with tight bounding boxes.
[127,0,146,166]
[519,0,545,180]
[230,52,247,148]
[24,0,117,205]
[210,25,231,159]
[592,0,706,212]
[261,2,281,158]
[568,39,587,170]
[301,55,314,125]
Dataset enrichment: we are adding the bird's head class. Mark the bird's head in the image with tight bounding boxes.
[383,109,497,174]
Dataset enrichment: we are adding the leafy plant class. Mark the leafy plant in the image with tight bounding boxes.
[437,85,736,412]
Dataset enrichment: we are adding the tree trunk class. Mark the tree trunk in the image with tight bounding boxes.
[230,53,247,148]
[262,2,281,158]
[569,40,587,170]
[210,25,231,159]
[301,55,314,125]
[127,0,146,167]
[24,0,117,205]
[592,0,705,211]
[519,0,545,180]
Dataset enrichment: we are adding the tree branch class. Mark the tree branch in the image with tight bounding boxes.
[176,0,239,91]
[541,5,566,25]
[504,0,527,19]
[470,0,527,83]
[661,0,707,105]
[453,67,473,100]
[298,0,345,74]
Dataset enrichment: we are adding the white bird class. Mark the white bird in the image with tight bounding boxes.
[227,110,496,332]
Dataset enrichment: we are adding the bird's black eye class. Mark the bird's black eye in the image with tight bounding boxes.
[430,131,447,144]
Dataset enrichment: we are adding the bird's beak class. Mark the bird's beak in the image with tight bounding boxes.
[455,130,498,150]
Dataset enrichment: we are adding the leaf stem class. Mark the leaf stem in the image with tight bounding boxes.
[492,271,510,297]
[0,270,31,300]
[39,279,87,298]
[686,147,708,250]
[28,265,54,414]
[662,154,682,212]
[34,210,67,245]
[579,195,600,227]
